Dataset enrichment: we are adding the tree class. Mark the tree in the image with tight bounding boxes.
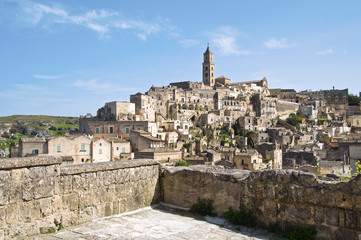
[286,113,303,126]
[348,94,360,106]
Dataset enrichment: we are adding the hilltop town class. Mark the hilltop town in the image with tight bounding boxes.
[2,45,361,179]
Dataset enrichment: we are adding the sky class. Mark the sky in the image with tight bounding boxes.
[0,0,360,117]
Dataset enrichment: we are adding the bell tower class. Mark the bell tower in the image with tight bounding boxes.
[202,44,215,87]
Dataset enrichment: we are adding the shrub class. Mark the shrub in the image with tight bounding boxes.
[190,198,215,216]
[223,203,255,227]
[268,222,317,240]
[286,114,303,126]
[175,160,191,167]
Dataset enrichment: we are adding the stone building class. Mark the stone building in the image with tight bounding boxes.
[97,101,135,121]
[130,93,155,121]
[79,119,158,139]
[129,130,165,152]
[233,149,265,170]
[47,135,92,164]
[18,138,47,157]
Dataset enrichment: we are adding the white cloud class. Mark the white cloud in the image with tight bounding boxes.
[264,37,295,49]
[72,79,137,93]
[316,48,334,55]
[11,1,170,39]
[206,26,250,56]
[179,39,200,48]
[33,74,62,80]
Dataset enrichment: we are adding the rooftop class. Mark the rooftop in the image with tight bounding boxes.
[35,205,281,240]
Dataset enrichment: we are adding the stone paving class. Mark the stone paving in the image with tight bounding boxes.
[34,204,283,240]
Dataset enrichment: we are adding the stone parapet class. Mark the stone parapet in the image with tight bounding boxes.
[0,156,62,169]
[161,166,361,240]
[0,157,159,239]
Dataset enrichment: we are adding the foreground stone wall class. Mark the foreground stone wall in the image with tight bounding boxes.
[161,166,361,240]
[0,156,159,238]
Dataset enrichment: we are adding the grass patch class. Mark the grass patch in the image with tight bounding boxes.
[175,160,191,166]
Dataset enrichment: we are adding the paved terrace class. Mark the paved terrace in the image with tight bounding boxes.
[34,205,282,240]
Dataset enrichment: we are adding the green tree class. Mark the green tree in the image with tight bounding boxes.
[286,114,303,126]
[348,94,360,106]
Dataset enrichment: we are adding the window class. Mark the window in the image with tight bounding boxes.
[137,128,141,130]
[206,94,209,99]
[81,158,84,162]
[110,127,114,133]
[126,127,130,133]
[241,159,244,165]
[96,128,99,133]
[125,109,128,114]
[81,145,85,151]
[99,149,102,154]
[117,147,119,150]
[100,143,102,146]
[253,160,257,164]
[122,147,125,153]
[32,149,39,155]
[57,146,61,152]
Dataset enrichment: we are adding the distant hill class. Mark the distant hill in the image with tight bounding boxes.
[0,115,80,157]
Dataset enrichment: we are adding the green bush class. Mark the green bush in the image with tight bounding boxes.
[175,160,191,167]
[223,203,255,227]
[268,222,317,240]
[286,114,303,126]
[190,198,215,216]
[348,94,360,106]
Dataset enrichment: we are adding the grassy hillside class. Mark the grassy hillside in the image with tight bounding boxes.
[0,115,80,156]
[0,115,78,126]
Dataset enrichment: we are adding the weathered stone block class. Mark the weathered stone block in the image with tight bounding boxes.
[39,198,52,217]
[19,202,40,223]
[52,195,62,213]
[345,210,358,229]
[104,202,112,217]
[314,207,325,223]
[59,175,72,194]
[29,166,45,179]
[339,210,345,227]
[22,181,33,201]
[78,192,96,210]
[315,225,331,240]
[72,174,86,191]
[129,168,137,182]
[263,200,278,219]
[62,193,78,211]
[5,203,19,224]
[325,208,339,226]
[33,178,54,199]
[44,165,58,177]
[334,228,358,240]
[83,172,97,190]
[279,204,311,222]
[11,168,27,183]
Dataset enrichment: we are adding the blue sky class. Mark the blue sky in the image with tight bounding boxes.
[0,0,360,116]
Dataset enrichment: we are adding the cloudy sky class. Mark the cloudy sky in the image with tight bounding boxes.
[0,0,360,116]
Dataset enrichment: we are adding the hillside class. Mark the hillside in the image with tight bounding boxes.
[0,115,80,157]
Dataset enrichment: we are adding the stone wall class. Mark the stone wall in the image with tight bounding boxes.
[0,156,159,239]
[161,166,361,240]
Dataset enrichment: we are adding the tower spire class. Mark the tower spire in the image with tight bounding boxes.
[202,44,215,87]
